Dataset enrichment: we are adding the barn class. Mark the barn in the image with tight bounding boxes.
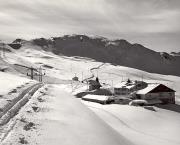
[136,84,175,104]
[88,77,101,91]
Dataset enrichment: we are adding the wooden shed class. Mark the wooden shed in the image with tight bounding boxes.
[136,84,175,104]
[88,77,101,91]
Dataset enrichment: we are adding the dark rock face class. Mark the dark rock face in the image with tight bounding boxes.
[8,43,22,49]
[171,52,180,56]
[30,35,180,76]
[8,38,25,49]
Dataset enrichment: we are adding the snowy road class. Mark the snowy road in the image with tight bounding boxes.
[1,83,180,145]
[2,84,133,145]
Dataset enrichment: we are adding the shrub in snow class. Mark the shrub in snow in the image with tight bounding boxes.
[32,106,40,112]
[37,96,45,102]
[19,137,28,144]
[9,89,17,93]
[23,122,36,131]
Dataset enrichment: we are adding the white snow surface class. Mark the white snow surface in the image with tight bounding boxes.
[0,71,30,95]
[0,43,180,145]
[83,94,110,101]
[136,83,160,94]
[2,85,133,145]
[4,44,180,96]
[4,45,179,99]
[82,101,180,145]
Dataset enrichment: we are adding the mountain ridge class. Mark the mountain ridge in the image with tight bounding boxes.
[9,35,180,76]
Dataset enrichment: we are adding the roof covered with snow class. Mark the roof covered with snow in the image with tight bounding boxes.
[83,94,110,101]
[114,81,127,88]
[136,84,159,94]
[135,83,175,95]
[114,81,137,89]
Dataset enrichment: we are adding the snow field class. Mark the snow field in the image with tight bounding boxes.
[0,72,30,96]
[2,84,134,145]
[1,43,180,145]
[82,101,180,145]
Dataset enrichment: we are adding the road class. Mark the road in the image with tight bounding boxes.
[1,84,133,145]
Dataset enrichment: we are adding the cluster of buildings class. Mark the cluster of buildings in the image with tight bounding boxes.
[114,80,175,104]
[114,79,147,95]
[82,77,176,105]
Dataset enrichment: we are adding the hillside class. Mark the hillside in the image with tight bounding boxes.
[3,42,180,98]
[24,35,180,77]
[1,41,180,145]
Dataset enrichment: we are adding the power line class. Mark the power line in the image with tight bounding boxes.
[27,66,45,82]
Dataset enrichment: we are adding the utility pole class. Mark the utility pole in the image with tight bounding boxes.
[71,80,73,92]
[142,74,143,82]
[27,67,35,80]
[31,67,34,80]
[27,66,45,82]
[111,80,114,94]
[0,42,5,58]
[87,81,89,90]
[2,43,5,58]
[70,64,72,73]
[38,66,45,82]
[82,72,83,81]
[39,67,41,82]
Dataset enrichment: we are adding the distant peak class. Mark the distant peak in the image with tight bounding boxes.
[112,39,132,47]
[171,51,180,56]
[133,43,144,47]
[12,38,26,44]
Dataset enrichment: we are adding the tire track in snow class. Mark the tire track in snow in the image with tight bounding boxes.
[0,83,43,142]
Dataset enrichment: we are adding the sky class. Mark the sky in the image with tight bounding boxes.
[0,0,180,52]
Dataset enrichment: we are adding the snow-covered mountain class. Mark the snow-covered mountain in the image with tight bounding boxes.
[1,38,180,145]
[171,51,180,56]
[15,35,179,77]
[3,41,180,99]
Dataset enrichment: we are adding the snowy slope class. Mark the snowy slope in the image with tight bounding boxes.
[2,85,133,145]
[1,42,180,145]
[0,72,30,95]
[31,35,180,77]
[4,42,180,99]
[82,101,180,145]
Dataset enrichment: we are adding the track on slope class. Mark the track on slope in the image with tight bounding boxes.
[0,83,43,142]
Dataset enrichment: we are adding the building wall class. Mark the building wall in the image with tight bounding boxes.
[89,84,101,91]
[114,88,129,95]
[114,82,147,96]
[131,82,147,92]
[140,92,175,104]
